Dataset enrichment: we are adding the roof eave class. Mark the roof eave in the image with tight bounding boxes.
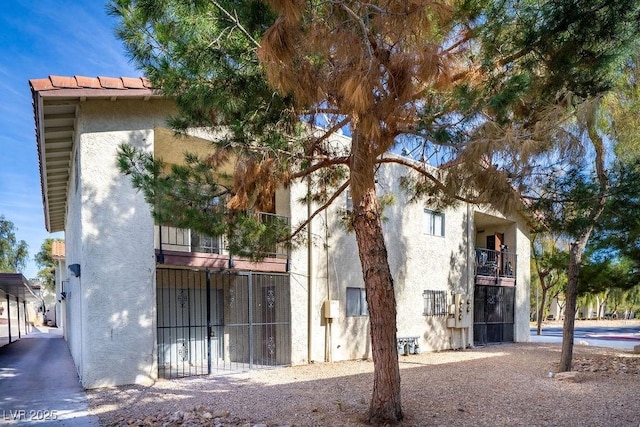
[30,76,162,234]
[33,89,53,232]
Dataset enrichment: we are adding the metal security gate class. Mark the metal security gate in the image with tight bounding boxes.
[157,268,291,379]
[473,285,515,346]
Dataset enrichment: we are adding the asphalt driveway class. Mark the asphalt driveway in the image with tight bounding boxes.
[0,327,98,426]
[530,320,640,350]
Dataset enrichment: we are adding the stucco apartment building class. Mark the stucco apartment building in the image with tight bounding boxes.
[31,75,531,389]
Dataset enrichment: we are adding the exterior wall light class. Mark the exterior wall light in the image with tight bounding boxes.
[68,264,81,277]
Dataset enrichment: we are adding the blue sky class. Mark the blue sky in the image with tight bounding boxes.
[0,1,138,279]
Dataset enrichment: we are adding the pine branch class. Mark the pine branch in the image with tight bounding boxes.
[307,117,351,155]
[289,157,350,179]
[209,0,261,48]
[376,156,480,204]
[331,0,375,65]
[287,180,350,241]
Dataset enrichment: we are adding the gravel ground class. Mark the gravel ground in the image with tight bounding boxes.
[88,335,640,426]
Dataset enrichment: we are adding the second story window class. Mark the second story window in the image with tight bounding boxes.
[424,209,445,237]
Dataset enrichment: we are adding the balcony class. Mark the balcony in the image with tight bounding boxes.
[474,248,517,286]
[154,212,290,272]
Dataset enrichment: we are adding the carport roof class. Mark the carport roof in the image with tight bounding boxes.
[0,273,39,303]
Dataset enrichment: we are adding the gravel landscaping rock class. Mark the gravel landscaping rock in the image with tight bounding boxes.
[88,340,640,426]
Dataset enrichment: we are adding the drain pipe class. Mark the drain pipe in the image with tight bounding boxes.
[324,208,332,362]
[307,178,314,364]
[466,202,472,348]
[466,202,472,294]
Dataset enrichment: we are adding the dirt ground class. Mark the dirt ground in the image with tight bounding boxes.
[88,324,640,426]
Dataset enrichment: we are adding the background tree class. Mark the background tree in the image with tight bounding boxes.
[0,215,28,273]
[576,292,598,319]
[590,160,640,273]
[530,95,640,369]
[531,233,567,334]
[579,260,626,318]
[111,0,640,421]
[529,116,611,371]
[580,53,640,316]
[442,1,640,374]
[579,257,636,295]
[622,285,640,318]
[34,238,63,293]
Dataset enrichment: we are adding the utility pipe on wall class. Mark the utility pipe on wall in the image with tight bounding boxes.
[466,202,472,295]
[466,202,472,347]
[324,208,332,362]
[307,179,314,364]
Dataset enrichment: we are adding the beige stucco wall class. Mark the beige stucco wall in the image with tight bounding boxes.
[64,139,84,376]
[293,158,532,363]
[513,213,531,341]
[287,179,315,364]
[65,98,175,388]
[304,160,473,360]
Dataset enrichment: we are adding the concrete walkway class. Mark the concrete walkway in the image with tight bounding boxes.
[0,327,99,426]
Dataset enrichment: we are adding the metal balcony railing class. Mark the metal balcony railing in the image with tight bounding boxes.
[475,248,517,279]
[155,212,290,259]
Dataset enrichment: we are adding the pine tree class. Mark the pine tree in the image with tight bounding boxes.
[110,0,640,421]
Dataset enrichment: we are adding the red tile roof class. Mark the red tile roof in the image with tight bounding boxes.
[51,240,65,260]
[31,75,159,232]
[29,75,153,92]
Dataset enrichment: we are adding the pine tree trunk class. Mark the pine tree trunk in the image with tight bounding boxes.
[558,240,584,372]
[350,136,403,424]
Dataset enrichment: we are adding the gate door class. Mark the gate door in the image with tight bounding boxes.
[251,273,291,367]
[157,269,209,378]
[473,285,515,346]
[157,268,291,379]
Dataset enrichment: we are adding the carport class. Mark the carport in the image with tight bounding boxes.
[0,273,39,347]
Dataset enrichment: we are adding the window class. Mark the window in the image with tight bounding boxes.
[423,290,447,316]
[191,232,222,254]
[346,287,368,316]
[424,209,445,237]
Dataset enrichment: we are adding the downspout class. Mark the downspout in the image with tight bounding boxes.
[466,202,472,348]
[324,209,332,362]
[466,202,472,294]
[157,224,165,264]
[307,178,314,363]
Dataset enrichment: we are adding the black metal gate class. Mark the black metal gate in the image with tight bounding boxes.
[157,268,291,379]
[473,285,515,346]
